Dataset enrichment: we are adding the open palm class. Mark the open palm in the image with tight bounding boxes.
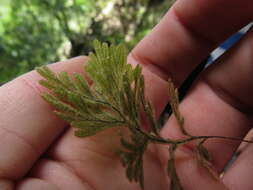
[1,0,253,189]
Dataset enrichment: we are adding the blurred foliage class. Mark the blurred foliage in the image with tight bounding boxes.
[0,0,174,83]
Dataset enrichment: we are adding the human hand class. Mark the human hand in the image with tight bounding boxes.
[1,0,253,189]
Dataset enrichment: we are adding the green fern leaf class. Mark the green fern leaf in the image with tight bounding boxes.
[37,40,159,189]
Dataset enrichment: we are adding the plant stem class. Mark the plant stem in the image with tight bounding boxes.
[135,127,253,146]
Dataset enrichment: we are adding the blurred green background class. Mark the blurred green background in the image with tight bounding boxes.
[0,0,174,83]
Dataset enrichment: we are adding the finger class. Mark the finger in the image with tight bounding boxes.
[16,178,59,190]
[0,179,14,190]
[130,0,253,84]
[0,56,88,180]
[21,159,94,190]
[163,148,228,190]
[160,26,253,175]
[222,141,253,190]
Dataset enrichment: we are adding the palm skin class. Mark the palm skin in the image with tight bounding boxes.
[22,127,169,190]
